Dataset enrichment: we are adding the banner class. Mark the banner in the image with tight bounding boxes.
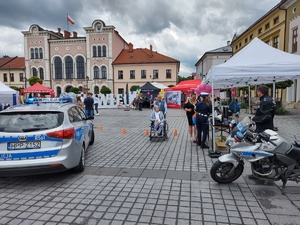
[165,91,181,109]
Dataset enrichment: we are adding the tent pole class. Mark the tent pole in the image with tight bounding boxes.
[248,85,251,115]
[273,81,276,101]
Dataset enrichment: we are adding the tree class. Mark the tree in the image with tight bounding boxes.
[178,75,193,83]
[100,86,112,94]
[266,80,293,103]
[10,86,22,92]
[28,76,43,86]
[70,87,80,94]
[130,85,140,92]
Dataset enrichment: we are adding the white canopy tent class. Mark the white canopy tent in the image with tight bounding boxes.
[0,81,19,107]
[151,82,168,90]
[205,37,300,88]
[203,37,300,156]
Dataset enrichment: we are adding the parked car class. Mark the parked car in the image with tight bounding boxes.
[0,98,94,176]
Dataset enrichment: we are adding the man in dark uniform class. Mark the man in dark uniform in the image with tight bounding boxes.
[195,92,212,148]
[84,92,94,119]
[252,85,276,133]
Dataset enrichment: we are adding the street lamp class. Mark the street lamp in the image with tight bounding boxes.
[24,77,27,88]
[86,76,89,94]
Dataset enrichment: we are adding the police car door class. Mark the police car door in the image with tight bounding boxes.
[68,107,89,149]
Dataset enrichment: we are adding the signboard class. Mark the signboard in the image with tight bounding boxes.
[165,91,181,109]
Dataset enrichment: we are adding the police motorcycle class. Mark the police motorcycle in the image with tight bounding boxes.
[210,117,300,194]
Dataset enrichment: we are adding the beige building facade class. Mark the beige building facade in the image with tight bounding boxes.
[22,20,129,96]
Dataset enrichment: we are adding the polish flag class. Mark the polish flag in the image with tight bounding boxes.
[67,15,75,25]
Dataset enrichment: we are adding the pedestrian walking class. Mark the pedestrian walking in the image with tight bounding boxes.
[94,94,99,115]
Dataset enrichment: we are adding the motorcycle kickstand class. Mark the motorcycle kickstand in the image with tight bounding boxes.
[281,179,287,195]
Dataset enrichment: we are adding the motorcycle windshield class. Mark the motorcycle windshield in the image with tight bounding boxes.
[231,117,252,137]
[236,117,251,133]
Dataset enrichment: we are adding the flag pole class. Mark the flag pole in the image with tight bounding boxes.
[67,13,69,32]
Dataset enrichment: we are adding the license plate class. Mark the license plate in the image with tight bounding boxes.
[7,141,41,150]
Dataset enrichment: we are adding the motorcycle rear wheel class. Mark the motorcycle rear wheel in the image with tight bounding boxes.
[210,160,244,183]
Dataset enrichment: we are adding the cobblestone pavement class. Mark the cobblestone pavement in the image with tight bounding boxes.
[0,107,299,225]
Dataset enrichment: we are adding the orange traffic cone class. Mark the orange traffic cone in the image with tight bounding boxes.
[174,129,178,136]
[99,124,103,131]
[145,129,149,136]
[122,128,127,135]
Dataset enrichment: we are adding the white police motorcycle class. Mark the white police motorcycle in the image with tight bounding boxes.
[210,117,300,194]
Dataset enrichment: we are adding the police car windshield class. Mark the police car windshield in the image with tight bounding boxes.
[0,112,64,133]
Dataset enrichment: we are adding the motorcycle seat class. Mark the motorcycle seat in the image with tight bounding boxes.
[287,144,300,161]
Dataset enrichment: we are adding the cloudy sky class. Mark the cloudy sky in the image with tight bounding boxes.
[0,0,280,77]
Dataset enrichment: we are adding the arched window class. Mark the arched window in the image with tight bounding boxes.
[97,46,101,57]
[101,66,107,79]
[65,56,73,79]
[32,68,37,76]
[54,57,63,79]
[39,48,43,59]
[39,68,44,80]
[94,86,100,94]
[76,56,85,79]
[94,66,100,79]
[30,48,34,59]
[92,46,97,57]
[102,46,107,57]
[35,48,39,59]
[56,87,61,96]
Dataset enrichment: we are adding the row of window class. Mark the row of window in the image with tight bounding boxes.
[235,16,280,50]
[55,85,101,96]
[117,69,172,79]
[30,48,43,59]
[3,73,25,83]
[92,45,107,58]
[54,56,85,79]
[30,45,107,60]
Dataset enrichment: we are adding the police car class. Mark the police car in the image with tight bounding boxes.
[0,97,94,176]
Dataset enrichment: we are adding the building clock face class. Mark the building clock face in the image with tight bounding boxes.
[96,24,102,31]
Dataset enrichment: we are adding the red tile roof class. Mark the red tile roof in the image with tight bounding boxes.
[113,45,179,65]
[0,57,25,69]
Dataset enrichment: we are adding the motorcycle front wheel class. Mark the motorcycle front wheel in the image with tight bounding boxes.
[210,160,244,183]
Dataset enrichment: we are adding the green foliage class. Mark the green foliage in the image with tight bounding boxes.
[130,85,140,92]
[168,85,175,88]
[266,80,293,89]
[240,103,248,109]
[221,100,228,105]
[28,76,43,86]
[237,86,255,91]
[10,86,22,91]
[100,86,112,94]
[178,75,193,83]
[70,87,80,94]
[275,106,289,115]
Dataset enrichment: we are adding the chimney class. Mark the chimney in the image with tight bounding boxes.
[58,28,61,36]
[64,30,71,39]
[73,31,77,38]
[227,41,230,46]
[128,43,133,52]
[150,45,153,57]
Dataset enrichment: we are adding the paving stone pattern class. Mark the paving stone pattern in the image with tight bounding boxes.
[0,108,299,225]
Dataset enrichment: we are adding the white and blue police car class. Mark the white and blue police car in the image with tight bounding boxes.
[0,97,94,176]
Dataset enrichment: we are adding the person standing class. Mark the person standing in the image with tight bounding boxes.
[138,94,144,111]
[84,93,94,118]
[183,93,197,142]
[195,92,212,148]
[77,96,84,108]
[252,85,276,133]
[154,94,167,116]
[20,93,25,104]
[94,94,99,116]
